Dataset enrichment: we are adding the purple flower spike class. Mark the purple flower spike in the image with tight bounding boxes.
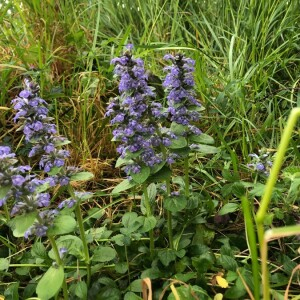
[106,45,175,175]
[163,53,201,136]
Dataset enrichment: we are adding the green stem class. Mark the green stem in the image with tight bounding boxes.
[143,184,154,257]
[241,196,260,300]
[3,204,10,221]
[255,108,300,300]
[48,235,69,300]
[67,185,91,287]
[166,180,173,249]
[184,156,190,198]
[125,245,131,284]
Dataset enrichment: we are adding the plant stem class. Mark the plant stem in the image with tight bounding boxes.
[241,196,260,300]
[125,245,131,284]
[67,185,91,287]
[184,156,190,198]
[3,204,10,221]
[256,108,300,300]
[48,235,69,300]
[143,184,154,257]
[166,180,173,249]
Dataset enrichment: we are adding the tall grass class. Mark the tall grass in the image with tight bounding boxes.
[1,0,299,160]
[183,0,299,155]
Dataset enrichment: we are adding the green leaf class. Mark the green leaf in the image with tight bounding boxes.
[115,156,132,168]
[192,252,215,273]
[170,122,186,135]
[48,235,83,259]
[222,169,240,182]
[249,183,266,197]
[146,183,157,202]
[111,234,131,246]
[15,267,30,276]
[47,215,76,235]
[23,279,37,298]
[54,139,71,147]
[158,249,177,266]
[174,272,197,282]
[270,290,285,300]
[167,285,208,300]
[131,166,150,184]
[35,181,50,193]
[231,182,246,197]
[111,179,136,194]
[141,267,163,279]
[218,255,238,271]
[177,237,191,251]
[175,249,186,258]
[282,254,297,274]
[192,224,215,246]
[31,242,47,260]
[0,258,9,271]
[151,161,166,174]
[172,176,185,187]
[36,265,64,300]
[171,147,191,157]
[190,133,214,144]
[87,227,111,242]
[122,212,139,228]
[87,207,105,219]
[164,195,187,212]
[4,282,19,300]
[224,279,246,298]
[9,212,37,237]
[70,171,94,181]
[95,287,121,299]
[74,281,87,299]
[128,279,143,292]
[138,216,157,233]
[148,166,172,183]
[0,185,11,199]
[218,203,240,215]
[124,291,143,300]
[47,166,62,175]
[115,262,128,274]
[92,246,117,262]
[169,136,187,149]
[193,144,219,154]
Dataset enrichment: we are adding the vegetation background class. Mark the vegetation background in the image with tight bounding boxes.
[0,0,300,299]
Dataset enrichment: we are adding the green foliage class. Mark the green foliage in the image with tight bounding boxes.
[131,166,150,184]
[36,265,64,300]
[164,195,188,213]
[47,215,77,236]
[70,171,94,182]
[112,179,137,194]
[1,0,300,299]
[8,212,37,237]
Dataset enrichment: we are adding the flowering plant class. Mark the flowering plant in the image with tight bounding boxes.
[0,78,95,299]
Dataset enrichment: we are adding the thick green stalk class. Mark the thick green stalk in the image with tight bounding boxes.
[143,184,155,257]
[241,196,260,300]
[67,185,91,287]
[166,180,173,249]
[256,108,300,300]
[48,235,69,300]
